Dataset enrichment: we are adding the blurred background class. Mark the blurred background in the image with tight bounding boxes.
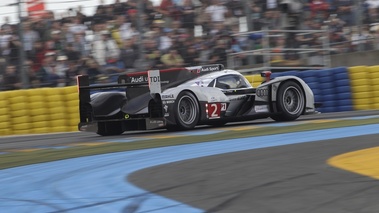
[0,0,379,90]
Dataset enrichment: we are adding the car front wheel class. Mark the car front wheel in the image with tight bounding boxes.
[173,91,200,130]
[271,81,305,121]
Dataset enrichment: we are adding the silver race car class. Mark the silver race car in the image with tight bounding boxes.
[77,64,318,136]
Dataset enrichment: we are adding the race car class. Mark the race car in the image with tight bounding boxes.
[77,64,318,136]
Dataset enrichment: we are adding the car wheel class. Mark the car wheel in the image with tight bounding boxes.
[173,91,200,130]
[97,121,124,136]
[270,81,305,121]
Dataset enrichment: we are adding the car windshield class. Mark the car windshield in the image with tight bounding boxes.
[214,75,249,89]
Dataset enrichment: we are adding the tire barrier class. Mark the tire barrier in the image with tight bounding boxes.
[0,86,79,136]
[0,66,378,136]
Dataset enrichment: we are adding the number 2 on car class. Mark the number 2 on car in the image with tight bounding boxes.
[208,103,227,118]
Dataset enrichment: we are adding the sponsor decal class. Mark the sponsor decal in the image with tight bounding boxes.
[149,120,164,124]
[164,113,170,117]
[255,105,269,113]
[162,94,174,99]
[207,103,227,119]
[130,76,148,83]
[186,65,222,73]
[164,105,168,112]
[201,65,221,72]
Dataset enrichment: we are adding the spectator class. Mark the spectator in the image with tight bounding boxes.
[195,2,212,35]
[65,61,81,86]
[260,9,281,30]
[226,0,245,17]
[23,22,40,59]
[36,53,59,87]
[159,28,174,52]
[197,40,212,65]
[183,45,200,65]
[84,58,103,84]
[350,26,369,51]
[0,28,12,60]
[112,0,127,16]
[180,0,196,36]
[119,38,137,71]
[250,3,263,31]
[30,40,47,72]
[49,30,65,55]
[71,33,89,58]
[160,48,184,68]
[209,39,228,65]
[158,0,179,27]
[25,60,41,88]
[64,43,81,62]
[69,17,88,36]
[335,0,354,26]
[55,55,69,86]
[92,30,120,66]
[2,65,21,90]
[7,35,21,66]
[364,0,379,24]
[205,0,228,23]
[309,0,330,20]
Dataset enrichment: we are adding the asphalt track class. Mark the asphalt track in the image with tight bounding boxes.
[0,111,379,213]
[130,133,379,213]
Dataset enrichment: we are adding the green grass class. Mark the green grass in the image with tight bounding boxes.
[0,118,379,170]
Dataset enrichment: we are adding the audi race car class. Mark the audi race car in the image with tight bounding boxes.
[77,64,318,136]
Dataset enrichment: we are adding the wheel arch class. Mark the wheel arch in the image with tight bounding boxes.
[178,89,203,119]
[275,79,307,114]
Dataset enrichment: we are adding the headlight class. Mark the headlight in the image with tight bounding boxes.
[256,88,269,97]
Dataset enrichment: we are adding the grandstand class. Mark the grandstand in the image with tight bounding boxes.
[0,0,378,89]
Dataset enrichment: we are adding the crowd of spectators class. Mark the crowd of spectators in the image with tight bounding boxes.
[1,0,379,90]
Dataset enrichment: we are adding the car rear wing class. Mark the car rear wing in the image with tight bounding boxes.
[77,64,224,123]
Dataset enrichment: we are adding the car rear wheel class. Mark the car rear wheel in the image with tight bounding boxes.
[97,121,124,136]
[270,81,305,121]
[173,91,200,130]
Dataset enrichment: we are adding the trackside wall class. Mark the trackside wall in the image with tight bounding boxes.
[0,66,378,136]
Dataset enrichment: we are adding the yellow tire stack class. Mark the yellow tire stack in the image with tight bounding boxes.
[63,86,79,131]
[348,66,372,110]
[0,91,12,135]
[368,65,379,109]
[245,74,264,88]
[8,90,31,135]
[62,86,79,132]
[27,88,49,134]
[42,88,69,133]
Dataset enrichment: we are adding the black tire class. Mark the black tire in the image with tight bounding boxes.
[97,121,124,136]
[172,91,200,130]
[270,81,305,121]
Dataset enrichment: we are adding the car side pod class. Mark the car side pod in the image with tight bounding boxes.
[261,71,272,82]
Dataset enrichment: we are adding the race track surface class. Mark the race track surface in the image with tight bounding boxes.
[130,134,379,213]
[0,111,379,213]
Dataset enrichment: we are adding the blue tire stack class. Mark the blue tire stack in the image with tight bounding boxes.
[297,70,323,112]
[332,67,354,112]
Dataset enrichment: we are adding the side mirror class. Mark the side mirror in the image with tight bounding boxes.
[260,71,272,82]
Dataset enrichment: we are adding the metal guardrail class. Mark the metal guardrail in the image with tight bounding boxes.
[228,29,332,73]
